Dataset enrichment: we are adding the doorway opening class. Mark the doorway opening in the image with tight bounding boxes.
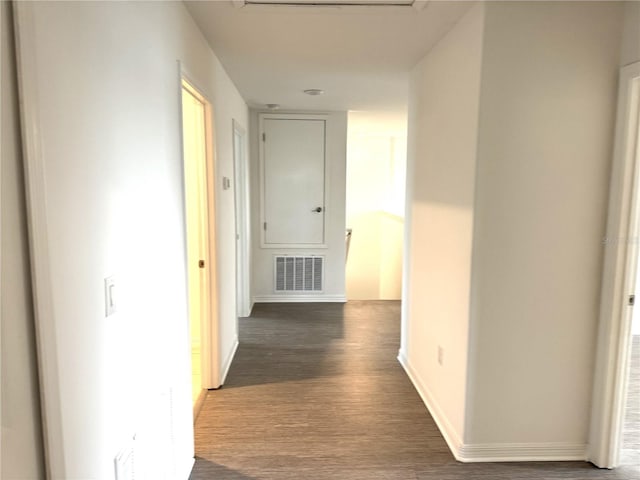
[590,61,640,469]
[620,68,640,467]
[233,120,251,318]
[345,111,407,301]
[181,78,219,417]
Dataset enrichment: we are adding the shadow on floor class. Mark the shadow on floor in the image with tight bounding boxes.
[415,462,640,479]
[190,458,640,480]
[190,457,258,480]
[222,302,352,389]
[246,302,348,341]
[221,343,339,388]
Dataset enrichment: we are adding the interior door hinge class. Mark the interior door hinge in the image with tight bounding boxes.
[629,294,635,306]
[263,222,267,231]
[262,133,266,142]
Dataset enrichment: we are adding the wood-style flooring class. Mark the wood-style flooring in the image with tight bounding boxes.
[622,335,640,466]
[190,301,639,479]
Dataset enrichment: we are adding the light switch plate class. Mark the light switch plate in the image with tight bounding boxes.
[104,276,116,317]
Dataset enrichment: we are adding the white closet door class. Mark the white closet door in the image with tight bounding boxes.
[263,118,326,245]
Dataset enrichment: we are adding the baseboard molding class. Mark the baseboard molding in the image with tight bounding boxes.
[177,456,195,480]
[220,337,239,385]
[397,350,464,459]
[398,351,587,464]
[253,295,347,303]
[457,442,587,463]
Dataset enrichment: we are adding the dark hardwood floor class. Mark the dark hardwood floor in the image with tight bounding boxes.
[190,301,639,479]
[622,335,639,466]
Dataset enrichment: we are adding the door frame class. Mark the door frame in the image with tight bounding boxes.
[0,2,4,475]
[258,112,329,249]
[232,119,252,318]
[12,3,64,475]
[179,72,221,390]
[589,61,640,468]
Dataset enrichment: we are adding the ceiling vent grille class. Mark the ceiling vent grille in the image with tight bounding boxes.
[241,0,419,7]
[275,255,323,292]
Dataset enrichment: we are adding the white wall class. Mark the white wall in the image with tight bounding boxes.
[179,19,249,382]
[346,111,406,300]
[402,1,625,460]
[400,2,485,450]
[1,2,46,477]
[14,2,247,478]
[200,57,249,380]
[250,110,347,302]
[620,1,640,67]
[467,1,623,450]
[622,2,640,337]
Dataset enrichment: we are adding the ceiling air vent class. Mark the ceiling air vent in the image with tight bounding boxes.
[238,0,425,8]
[275,255,323,292]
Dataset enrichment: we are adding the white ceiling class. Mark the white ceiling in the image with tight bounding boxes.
[184,0,474,113]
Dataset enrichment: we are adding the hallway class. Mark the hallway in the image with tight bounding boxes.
[190,302,639,480]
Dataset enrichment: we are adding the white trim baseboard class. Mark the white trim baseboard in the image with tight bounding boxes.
[253,295,347,303]
[397,350,586,464]
[457,442,587,463]
[220,337,239,385]
[177,456,195,480]
[397,350,464,459]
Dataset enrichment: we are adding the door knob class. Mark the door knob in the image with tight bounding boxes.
[312,207,323,213]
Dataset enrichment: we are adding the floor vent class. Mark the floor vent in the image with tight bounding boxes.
[275,255,323,292]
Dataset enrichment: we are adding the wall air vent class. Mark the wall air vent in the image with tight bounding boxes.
[275,255,323,292]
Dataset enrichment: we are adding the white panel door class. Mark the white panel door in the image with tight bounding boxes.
[263,117,326,245]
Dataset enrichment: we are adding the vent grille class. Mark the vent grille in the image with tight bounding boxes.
[246,0,414,5]
[275,256,323,292]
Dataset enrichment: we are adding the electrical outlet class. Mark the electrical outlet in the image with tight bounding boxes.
[438,345,444,366]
